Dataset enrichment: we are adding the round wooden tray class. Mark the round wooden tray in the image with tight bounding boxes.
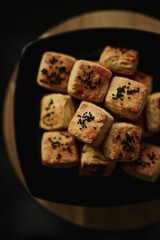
[3,10,160,231]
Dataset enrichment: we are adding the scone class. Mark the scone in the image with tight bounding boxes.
[104,76,149,120]
[122,143,160,182]
[99,45,138,75]
[68,101,114,146]
[68,59,112,102]
[41,131,79,167]
[39,93,75,130]
[103,122,142,161]
[37,51,76,93]
[145,92,160,133]
[132,71,153,94]
[80,144,116,176]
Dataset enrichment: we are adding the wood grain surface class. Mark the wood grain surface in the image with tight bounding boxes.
[3,10,160,231]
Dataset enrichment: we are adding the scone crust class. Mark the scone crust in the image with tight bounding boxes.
[68,101,114,146]
[122,143,160,182]
[103,122,142,161]
[37,51,76,93]
[132,71,153,94]
[68,59,112,102]
[41,131,79,167]
[80,144,116,176]
[99,46,138,75]
[130,111,153,138]
[104,76,149,120]
[39,93,75,130]
[146,92,160,133]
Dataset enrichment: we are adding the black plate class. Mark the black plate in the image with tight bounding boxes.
[14,28,160,207]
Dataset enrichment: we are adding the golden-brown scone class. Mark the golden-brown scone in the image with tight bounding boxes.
[145,92,160,133]
[41,131,79,167]
[122,143,160,182]
[68,101,114,146]
[132,71,153,94]
[37,51,76,93]
[103,122,142,162]
[39,93,75,130]
[79,144,116,176]
[99,45,138,75]
[104,76,149,120]
[67,59,112,102]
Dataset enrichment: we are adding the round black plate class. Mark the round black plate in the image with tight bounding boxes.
[14,28,160,207]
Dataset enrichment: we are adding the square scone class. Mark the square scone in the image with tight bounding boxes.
[68,101,114,146]
[104,76,149,120]
[37,51,76,93]
[39,93,75,130]
[41,131,79,167]
[99,45,138,75]
[80,144,116,176]
[68,59,112,103]
[132,71,153,94]
[122,143,160,182]
[145,92,160,133]
[103,122,142,162]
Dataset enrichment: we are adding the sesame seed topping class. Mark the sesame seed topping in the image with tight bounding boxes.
[77,111,95,129]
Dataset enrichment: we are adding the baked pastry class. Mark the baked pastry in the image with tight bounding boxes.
[37,51,76,93]
[131,110,153,138]
[132,71,153,94]
[67,59,112,102]
[41,131,79,167]
[103,122,142,161]
[104,76,149,120]
[79,144,116,176]
[122,143,160,182]
[99,45,138,75]
[145,92,160,133]
[39,93,75,130]
[68,101,114,146]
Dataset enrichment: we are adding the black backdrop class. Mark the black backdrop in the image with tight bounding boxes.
[1,1,160,239]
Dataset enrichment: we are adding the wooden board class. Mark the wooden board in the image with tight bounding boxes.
[3,10,160,231]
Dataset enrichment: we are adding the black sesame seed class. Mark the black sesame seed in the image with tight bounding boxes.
[77,68,101,89]
[48,138,60,149]
[49,57,58,64]
[41,68,48,75]
[56,153,62,159]
[121,133,135,153]
[77,111,94,129]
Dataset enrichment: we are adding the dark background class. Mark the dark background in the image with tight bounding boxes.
[1,1,160,239]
